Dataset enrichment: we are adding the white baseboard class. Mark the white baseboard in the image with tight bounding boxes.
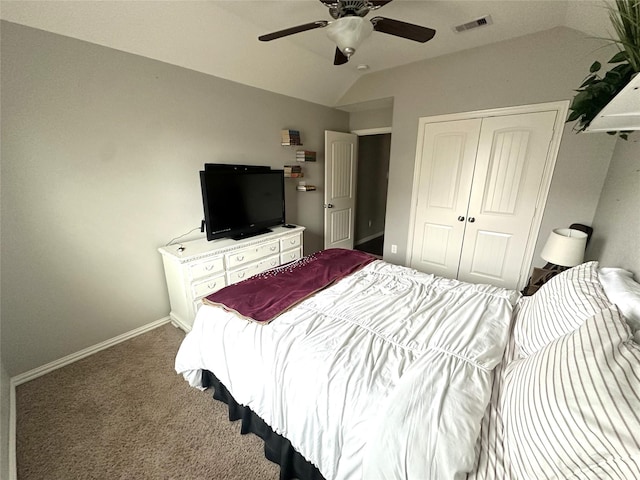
[8,316,171,480]
[11,316,171,386]
[170,314,192,333]
[355,232,384,246]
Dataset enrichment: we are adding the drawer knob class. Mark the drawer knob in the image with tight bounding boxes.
[205,265,214,271]
[237,255,244,261]
[290,239,296,244]
[207,282,216,289]
[270,246,276,251]
[238,272,245,278]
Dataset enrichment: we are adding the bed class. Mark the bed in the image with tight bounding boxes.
[175,248,640,480]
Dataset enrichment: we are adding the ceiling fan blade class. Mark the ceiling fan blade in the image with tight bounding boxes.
[370,17,436,43]
[369,1,394,7]
[259,21,328,42]
[334,47,349,65]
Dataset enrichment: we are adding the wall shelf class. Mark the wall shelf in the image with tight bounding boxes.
[281,129,302,146]
[284,164,303,178]
[586,73,640,132]
[296,150,316,162]
[296,183,316,192]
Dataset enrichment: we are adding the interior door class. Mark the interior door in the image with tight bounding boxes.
[324,130,358,249]
[457,110,557,288]
[409,119,482,278]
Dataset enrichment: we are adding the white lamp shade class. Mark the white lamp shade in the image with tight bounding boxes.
[326,17,373,57]
[541,228,588,267]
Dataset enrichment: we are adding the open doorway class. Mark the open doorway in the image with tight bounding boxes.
[353,132,391,258]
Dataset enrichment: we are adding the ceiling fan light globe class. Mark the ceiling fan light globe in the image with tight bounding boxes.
[326,16,373,58]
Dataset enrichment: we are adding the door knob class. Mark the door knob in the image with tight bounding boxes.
[468,217,476,223]
[324,204,334,208]
[457,216,465,222]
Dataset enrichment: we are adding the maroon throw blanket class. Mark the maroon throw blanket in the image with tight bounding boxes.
[203,248,376,323]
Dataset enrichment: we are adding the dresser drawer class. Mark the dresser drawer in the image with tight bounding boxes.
[227,255,280,284]
[280,234,302,252]
[226,240,280,269]
[191,274,226,298]
[188,256,224,280]
[280,248,302,264]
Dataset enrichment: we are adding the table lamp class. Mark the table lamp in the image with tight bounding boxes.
[541,228,589,270]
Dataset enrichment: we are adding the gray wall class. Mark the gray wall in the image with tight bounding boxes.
[0,21,348,376]
[338,27,617,267]
[355,134,390,243]
[349,106,393,131]
[587,137,640,278]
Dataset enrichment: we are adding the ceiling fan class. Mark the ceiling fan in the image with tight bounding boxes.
[258,0,436,66]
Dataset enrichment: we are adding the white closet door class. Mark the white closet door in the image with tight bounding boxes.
[409,119,481,278]
[457,110,557,288]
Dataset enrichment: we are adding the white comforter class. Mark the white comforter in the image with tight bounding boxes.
[175,260,518,480]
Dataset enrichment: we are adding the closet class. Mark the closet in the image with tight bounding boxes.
[408,104,566,289]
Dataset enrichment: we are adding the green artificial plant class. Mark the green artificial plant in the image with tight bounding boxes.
[567,0,640,139]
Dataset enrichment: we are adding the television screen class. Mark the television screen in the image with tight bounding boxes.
[200,168,285,241]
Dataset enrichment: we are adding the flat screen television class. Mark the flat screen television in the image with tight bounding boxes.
[200,168,285,241]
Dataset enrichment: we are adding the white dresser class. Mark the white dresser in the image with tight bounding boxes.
[158,225,305,331]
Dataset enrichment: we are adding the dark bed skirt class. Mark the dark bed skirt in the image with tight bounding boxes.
[202,370,326,480]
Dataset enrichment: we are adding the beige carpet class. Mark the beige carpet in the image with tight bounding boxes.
[16,323,281,479]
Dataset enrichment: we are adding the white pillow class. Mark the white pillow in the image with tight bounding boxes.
[503,305,640,479]
[514,261,611,357]
[599,267,640,337]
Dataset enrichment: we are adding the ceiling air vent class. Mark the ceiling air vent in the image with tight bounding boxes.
[453,15,493,33]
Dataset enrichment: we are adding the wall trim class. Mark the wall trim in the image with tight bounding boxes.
[351,127,392,136]
[11,316,172,387]
[8,316,173,480]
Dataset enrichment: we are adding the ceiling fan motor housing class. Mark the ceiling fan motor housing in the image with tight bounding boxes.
[328,1,373,19]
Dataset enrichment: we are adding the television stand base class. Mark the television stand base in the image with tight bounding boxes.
[232,228,272,241]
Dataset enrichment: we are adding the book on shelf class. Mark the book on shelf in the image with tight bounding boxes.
[295,150,316,162]
[281,129,302,146]
[284,165,302,178]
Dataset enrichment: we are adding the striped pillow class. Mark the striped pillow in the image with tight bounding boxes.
[502,305,640,479]
[514,261,610,357]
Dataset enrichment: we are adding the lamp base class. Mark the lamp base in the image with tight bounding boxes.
[522,264,568,296]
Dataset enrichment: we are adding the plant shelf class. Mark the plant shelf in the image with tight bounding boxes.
[586,73,640,132]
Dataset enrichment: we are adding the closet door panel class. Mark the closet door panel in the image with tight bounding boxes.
[410,119,481,278]
[458,111,557,288]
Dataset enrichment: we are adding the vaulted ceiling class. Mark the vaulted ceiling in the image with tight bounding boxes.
[0,0,613,106]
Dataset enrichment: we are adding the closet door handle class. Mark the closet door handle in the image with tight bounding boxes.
[468,217,476,223]
[457,216,465,222]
